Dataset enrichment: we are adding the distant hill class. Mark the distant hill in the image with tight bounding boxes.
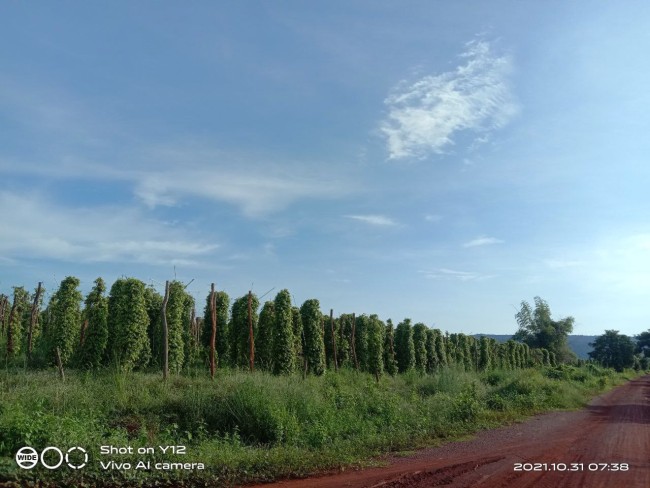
[474,334,596,359]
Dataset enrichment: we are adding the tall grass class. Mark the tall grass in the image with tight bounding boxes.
[0,364,638,487]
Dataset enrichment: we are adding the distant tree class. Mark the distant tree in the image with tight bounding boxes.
[425,328,438,374]
[434,330,448,369]
[635,330,650,357]
[273,289,295,375]
[478,336,491,371]
[412,323,428,373]
[256,301,276,371]
[5,287,30,358]
[291,306,304,369]
[366,314,384,380]
[76,278,108,369]
[45,277,83,365]
[514,297,576,363]
[230,293,259,369]
[107,278,151,370]
[395,318,415,373]
[383,319,398,375]
[300,299,325,375]
[589,330,636,372]
[202,290,230,367]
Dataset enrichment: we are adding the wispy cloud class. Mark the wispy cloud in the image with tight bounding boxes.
[381,39,518,160]
[462,236,504,248]
[420,268,494,282]
[345,214,397,226]
[424,214,443,222]
[544,259,585,269]
[0,191,218,266]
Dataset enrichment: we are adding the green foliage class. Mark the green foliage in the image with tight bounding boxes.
[107,278,150,370]
[383,319,398,376]
[230,293,259,369]
[143,285,163,367]
[300,299,325,376]
[365,315,384,380]
[412,323,428,373]
[479,336,495,371]
[635,330,650,357]
[202,290,230,367]
[589,330,636,372]
[353,315,370,371]
[165,281,193,373]
[43,277,83,365]
[5,287,30,358]
[394,318,415,373]
[272,290,295,375]
[291,306,303,367]
[514,297,576,363]
[76,278,108,369]
[256,301,276,371]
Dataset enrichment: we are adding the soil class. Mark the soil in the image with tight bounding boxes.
[248,374,650,488]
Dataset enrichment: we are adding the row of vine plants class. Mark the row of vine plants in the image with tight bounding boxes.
[0,277,557,377]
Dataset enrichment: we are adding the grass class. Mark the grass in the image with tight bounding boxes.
[0,364,640,487]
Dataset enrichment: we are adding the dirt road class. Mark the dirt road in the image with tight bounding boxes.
[250,375,650,488]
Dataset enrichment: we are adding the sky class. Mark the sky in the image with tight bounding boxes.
[1,1,649,336]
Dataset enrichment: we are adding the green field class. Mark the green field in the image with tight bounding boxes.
[0,364,638,487]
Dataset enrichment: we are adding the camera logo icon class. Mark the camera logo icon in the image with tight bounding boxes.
[15,446,88,470]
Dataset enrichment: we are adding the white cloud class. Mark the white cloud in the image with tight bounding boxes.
[345,214,397,226]
[420,268,494,282]
[424,214,443,222]
[381,39,518,159]
[462,236,504,248]
[544,259,585,269]
[0,191,218,266]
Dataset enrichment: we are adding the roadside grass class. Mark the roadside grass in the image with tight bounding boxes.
[0,364,641,487]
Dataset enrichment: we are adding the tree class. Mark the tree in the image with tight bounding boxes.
[165,281,193,372]
[424,328,437,374]
[107,278,151,370]
[44,277,83,365]
[412,323,428,373]
[202,290,230,367]
[300,299,325,375]
[366,314,384,381]
[76,278,108,369]
[478,336,492,371]
[635,330,650,357]
[514,297,576,363]
[272,289,295,375]
[383,319,398,375]
[230,293,259,369]
[589,330,636,372]
[394,318,415,373]
[256,301,276,371]
[5,287,30,358]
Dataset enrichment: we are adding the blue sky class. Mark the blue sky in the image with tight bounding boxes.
[1,1,649,336]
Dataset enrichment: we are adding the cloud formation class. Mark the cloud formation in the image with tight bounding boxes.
[462,236,504,248]
[0,191,217,266]
[345,214,397,226]
[420,268,494,282]
[381,39,518,159]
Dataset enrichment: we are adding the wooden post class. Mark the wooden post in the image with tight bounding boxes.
[0,295,7,334]
[161,281,170,380]
[248,291,254,372]
[6,290,18,356]
[330,309,338,372]
[55,347,65,381]
[351,313,359,370]
[209,283,216,380]
[27,282,43,359]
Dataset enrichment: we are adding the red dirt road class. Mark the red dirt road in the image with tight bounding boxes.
[250,375,650,488]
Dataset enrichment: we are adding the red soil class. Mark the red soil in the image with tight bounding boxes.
[249,374,650,488]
